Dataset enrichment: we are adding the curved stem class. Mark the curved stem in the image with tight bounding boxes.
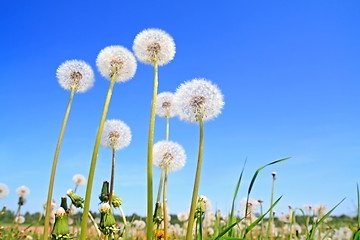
[11,204,21,229]
[120,206,128,238]
[163,167,169,240]
[88,212,101,238]
[109,147,115,206]
[147,58,158,240]
[43,87,75,240]
[185,116,204,240]
[80,74,117,240]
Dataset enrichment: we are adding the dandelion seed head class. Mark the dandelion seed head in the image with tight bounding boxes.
[174,79,224,122]
[96,46,137,82]
[156,92,178,118]
[56,60,95,93]
[177,212,189,222]
[0,183,9,199]
[15,215,25,224]
[133,28,175,66]
[101,119,132,150]
[99,203,111,212]
[16,186,30,197]
[72,174,86,187]
[153,140,186,172]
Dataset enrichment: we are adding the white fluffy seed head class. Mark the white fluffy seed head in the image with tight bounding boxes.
[174,79,224,123]
[133,28,175,66]
[96,46,137,82]
[15,215,25,224]
[153,141,186,172]
[101,119,132,150]
[156,92,178,118]
[0,183,9,199]
[72,174,86,186]
[99,203,111,212]
[16,186,30,197]
[56,60,95,93]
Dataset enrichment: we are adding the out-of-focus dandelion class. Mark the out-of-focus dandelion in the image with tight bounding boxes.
[16,186,30,197]
[72,174,86,188]
[80,46,136,240]
[15,215,25,224]
[44,60,95,240]
[175,79,224,240]
[177,212,189,222]
[133,28,175,240]
[0,183,9,199]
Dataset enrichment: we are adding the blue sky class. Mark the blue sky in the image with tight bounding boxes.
[1,0,360,217]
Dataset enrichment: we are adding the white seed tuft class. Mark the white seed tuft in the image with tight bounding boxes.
[153,141,186,172]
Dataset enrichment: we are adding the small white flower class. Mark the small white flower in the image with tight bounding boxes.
[16,186,30,197]
[198,195,212,212]
[153,140,186,172]
[156,92,178,118]
[56,60,95,93]
[133,220,146,229]
[174,79,224,122]
[96,46,137,82]
[177,212,189,222]
[133,28,175,66]
[101,119,132,150]
[72,174,86,186]
[15,215,25,224]
[0,183,9,199]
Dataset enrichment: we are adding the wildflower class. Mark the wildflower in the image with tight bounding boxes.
[15,215,25,224]
[174,78,224,122]
[133,28,175,66]
[56,60,95,93]
[16,186,30,197]
[72,174,86,187]
[67,189,84,208]
[51,207,70,239]
[156,92,178,118]
[177,212,188,222]
[195,195,211,217]
[99,203,116,236]
[0,183,9,199]
[153,141,186,172]
[133,220,146,230]
[278,212,290,223]
[100,119,132,150]
[155,229,172,240]
[240,197,259,216]
[96,46,137,82]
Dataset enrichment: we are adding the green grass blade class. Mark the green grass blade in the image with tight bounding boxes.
[298,208,309,237]
[243,196,282,237]
[244,158,289,225]
[309,198,345,239]
[215,217,245,240]
[228,160,246,236]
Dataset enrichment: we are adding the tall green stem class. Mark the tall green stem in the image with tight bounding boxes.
[266,175,276,240]
[120,206,128,238]
[185,116,204,240]
[163,167,169,240]
[43,87,75,240]
[147,58,158,240]
[80,74,117,240]
[155,115,170,204]
[109,147,115,206]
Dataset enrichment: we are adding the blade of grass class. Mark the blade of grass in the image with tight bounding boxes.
[357,183,360,228]
[243,196,282,237]
[228,159,246,236]
[298,208,309,238]
[215,217,245,240]
[244,158,289,228]
[309,198,345,239]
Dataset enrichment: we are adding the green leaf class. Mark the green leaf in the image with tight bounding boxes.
[215,217,245,240]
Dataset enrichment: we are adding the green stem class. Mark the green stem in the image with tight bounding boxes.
[88,212,101,238]
[43,87,75,240]
[156,170,165,203]
[185,116,204,240]
[11,204,21,229]
[120,206,128,239]
[109,147,115,206]
[260,202,264,240]
[289,210,293,240]
[33,208,45,237]
[163,168,169,240]
[147,58,158,240]
[80,74,117,240]
[266,176,275,240]
[293,210,297,240]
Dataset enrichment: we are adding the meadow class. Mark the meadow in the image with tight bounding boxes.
[0,28,358,240]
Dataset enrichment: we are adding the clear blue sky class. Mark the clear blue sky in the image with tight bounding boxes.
[1,0,360,217]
